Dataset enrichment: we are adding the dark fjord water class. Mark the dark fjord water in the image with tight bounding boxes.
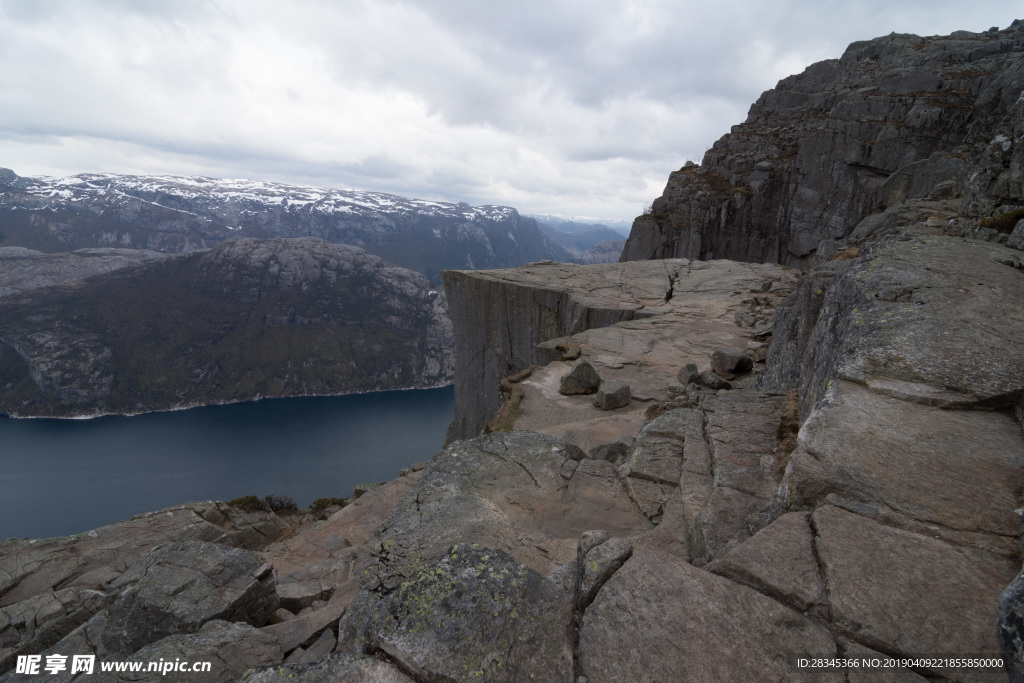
[1,386,454,541]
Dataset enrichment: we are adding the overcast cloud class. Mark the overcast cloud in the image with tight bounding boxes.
[0,0,1018,221]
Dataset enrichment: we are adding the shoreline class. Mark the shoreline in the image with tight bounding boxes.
[0,381,455,421]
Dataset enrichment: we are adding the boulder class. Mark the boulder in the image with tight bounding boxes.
[559,358,601,395]
[349,432,647,584]
[784,381,1024,537]
[676,363,700,385]
[711,346,753,378]
[592,379,630,410]
[101,540,278,656]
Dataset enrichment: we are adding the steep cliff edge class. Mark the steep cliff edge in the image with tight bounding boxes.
[622,21,1024,267]
[442,258,796,442]
[0,238,453,417]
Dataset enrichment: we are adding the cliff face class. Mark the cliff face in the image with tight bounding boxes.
[442,258,795,442]
[0,238,453,417]
[621,21,1024,266]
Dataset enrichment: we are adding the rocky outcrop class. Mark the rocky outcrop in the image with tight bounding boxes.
[442,258,797,442]
[0,170,569,282]
[621,21,1024,267]
[101,540,278,656]
[0,501,290,674]
[0,237,453,417]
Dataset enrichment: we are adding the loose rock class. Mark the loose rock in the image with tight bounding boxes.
[559,358,602,395]
[593,380,631,410]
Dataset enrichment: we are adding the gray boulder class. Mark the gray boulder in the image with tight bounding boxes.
[676,363,700,385]
[101,540,278,656]
[698,370,731,391]
[559,358,601,395]
[593,379,630,410]
[711,347,753,378]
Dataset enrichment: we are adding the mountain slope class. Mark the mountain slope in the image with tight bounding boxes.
[0,238,453,417]
[0,171,570,283]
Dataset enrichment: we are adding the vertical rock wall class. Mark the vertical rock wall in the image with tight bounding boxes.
[621,21,1024,267]
[442,263,651,441]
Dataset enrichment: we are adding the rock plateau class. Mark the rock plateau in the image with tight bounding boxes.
[4,20,1024,683]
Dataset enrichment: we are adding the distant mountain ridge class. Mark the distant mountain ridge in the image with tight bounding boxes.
[527,214,633,237]
[0,169,570,283]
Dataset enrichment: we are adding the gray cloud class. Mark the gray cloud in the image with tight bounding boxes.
[0,0,1018,220]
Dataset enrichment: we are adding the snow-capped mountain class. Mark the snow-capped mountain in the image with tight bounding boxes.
[0,169,569,282]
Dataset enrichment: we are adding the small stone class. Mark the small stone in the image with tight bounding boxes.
[735,312,756,327]
[666,383,686,397]
[685,382,701,394]
[677,363,700,386]
[593,380,631,410]
[698,371,732,391]
[560,358,602,395]
[712,347,753,377]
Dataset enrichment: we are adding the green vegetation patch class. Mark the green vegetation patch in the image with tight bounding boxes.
[228,495,268,512]
[311,497,348,511]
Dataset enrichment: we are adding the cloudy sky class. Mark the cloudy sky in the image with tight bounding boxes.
[0,1,1018,221]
